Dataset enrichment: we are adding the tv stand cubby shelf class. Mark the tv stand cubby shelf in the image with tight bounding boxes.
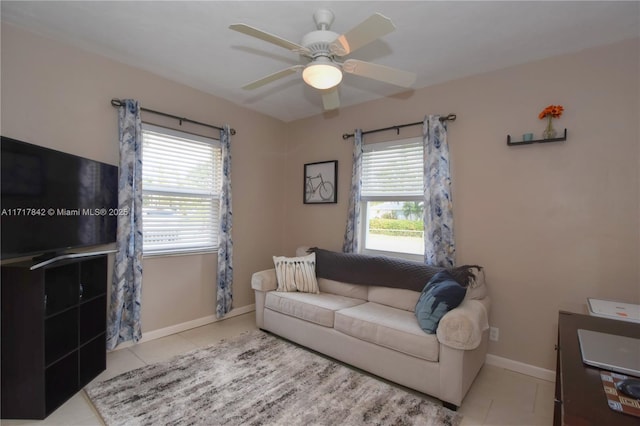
[1,253,108,420]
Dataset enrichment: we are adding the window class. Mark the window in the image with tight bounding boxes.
[360,137,424,259]
[142,124,222,255]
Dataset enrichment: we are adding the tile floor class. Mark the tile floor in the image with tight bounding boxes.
[2,313,554,426]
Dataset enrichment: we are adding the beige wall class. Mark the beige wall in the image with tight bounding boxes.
[283,38,640,370]
[1,24,287,332]
[2,22,638,371]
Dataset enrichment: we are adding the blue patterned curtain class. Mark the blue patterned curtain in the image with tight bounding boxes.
[342,129,363,253]
[423,116,455,267]
[216,125,233,318]
[107,99,143,350]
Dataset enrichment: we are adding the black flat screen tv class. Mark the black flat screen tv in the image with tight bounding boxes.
[1,136,118,260]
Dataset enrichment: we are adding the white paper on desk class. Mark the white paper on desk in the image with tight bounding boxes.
[588,298,640,324]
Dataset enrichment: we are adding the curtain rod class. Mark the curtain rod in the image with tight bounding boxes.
[110,99,236,135]
[341,114,456,140]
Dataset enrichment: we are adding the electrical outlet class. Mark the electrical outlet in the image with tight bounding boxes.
[489,326,499,342]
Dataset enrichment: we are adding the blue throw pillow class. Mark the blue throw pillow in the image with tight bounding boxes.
[415,271,467,334]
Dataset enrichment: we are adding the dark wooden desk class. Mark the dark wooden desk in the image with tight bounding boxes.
[555,311,640,426]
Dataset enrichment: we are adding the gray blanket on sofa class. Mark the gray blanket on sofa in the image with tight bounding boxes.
[309,248,479,293]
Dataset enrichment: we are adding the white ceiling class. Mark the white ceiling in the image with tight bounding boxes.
[2,1,639,122]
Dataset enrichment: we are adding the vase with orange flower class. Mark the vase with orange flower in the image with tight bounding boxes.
[538,104,564,139]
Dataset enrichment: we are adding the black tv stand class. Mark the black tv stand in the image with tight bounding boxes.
[1,253,109,419]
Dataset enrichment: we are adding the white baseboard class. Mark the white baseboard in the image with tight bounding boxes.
[110,304,255,351]
[486,354,556,382]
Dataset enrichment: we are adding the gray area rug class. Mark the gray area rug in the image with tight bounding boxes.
[85,330,461,426]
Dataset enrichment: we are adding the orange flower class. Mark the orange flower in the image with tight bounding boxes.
[539,105,564,119]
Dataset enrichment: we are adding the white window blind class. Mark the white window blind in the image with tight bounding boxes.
[142,124,222,255]
[361,137,423,200]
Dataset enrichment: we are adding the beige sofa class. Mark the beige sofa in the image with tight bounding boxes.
[251,248,490,409]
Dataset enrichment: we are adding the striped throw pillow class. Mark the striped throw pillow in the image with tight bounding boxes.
[272,253,319,293]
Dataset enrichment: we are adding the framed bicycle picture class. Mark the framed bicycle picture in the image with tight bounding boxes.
[304,160,337,204]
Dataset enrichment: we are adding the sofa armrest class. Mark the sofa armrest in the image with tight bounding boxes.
[251,269,278,292]
[437,297,490,350]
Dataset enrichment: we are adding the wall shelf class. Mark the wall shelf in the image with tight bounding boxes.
[507,128,567,146]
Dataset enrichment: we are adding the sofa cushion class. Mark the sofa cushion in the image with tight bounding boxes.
[265,291,366,328]
[335,302,439,362]
[415,271,467,334]
[368,286,420,312]
[273,253,319,293]
[318,278,368,300]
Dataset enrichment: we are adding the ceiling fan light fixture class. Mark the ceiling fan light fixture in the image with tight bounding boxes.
[302,61,342,90]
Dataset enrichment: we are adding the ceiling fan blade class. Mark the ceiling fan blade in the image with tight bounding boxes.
[342,59,416,88]
[321,88,340,111]
[242,65,304,90]
[330,13,395,56]
[229,24,310,55]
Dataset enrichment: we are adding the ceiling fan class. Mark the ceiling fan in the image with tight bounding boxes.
[229,9,416,111]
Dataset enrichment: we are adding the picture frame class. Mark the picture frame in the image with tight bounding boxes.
[303,160,337,204]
